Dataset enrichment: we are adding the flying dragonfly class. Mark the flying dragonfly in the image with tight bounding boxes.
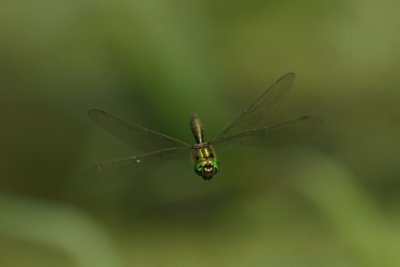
[89,73,323,180]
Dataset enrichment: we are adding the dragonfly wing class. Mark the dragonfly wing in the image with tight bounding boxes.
[212,73,296,143]
[89,146,191,180]
[211,116,323,146]
[89,109,191,152]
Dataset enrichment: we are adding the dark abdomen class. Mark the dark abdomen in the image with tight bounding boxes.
[190,113,204,144]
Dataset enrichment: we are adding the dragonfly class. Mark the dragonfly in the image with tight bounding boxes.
[89,73,323,181]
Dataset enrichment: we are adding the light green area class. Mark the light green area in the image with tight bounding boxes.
[1,0,400,266]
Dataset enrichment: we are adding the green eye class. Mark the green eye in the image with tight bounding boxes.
[195,161,204,175]
[212,159,219,173]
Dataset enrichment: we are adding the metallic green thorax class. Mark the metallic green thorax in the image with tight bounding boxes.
[190,114,219,180]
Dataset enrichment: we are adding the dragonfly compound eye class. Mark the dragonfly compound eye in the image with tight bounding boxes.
[195,161,204,176]
[195,159,218,180]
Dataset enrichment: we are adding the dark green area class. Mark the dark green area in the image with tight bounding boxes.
[1,0,399,266]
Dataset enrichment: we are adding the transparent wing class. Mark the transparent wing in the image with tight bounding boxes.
[89,109,191,152]
[88,146,191,180]
[212,73,296,143]
[211,116,323,146]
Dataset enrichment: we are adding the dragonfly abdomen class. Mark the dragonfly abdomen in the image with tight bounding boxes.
[190,113,204,144]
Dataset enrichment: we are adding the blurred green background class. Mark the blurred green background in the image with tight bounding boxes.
[1,0,400,266]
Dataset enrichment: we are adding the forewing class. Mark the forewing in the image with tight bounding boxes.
[212,73,296,143]
[89,109,191,152]
[212,116,323,146]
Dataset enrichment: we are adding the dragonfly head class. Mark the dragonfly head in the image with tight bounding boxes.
[195,158,219,180]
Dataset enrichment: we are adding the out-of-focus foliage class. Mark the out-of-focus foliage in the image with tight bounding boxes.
[1,0,399,266]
